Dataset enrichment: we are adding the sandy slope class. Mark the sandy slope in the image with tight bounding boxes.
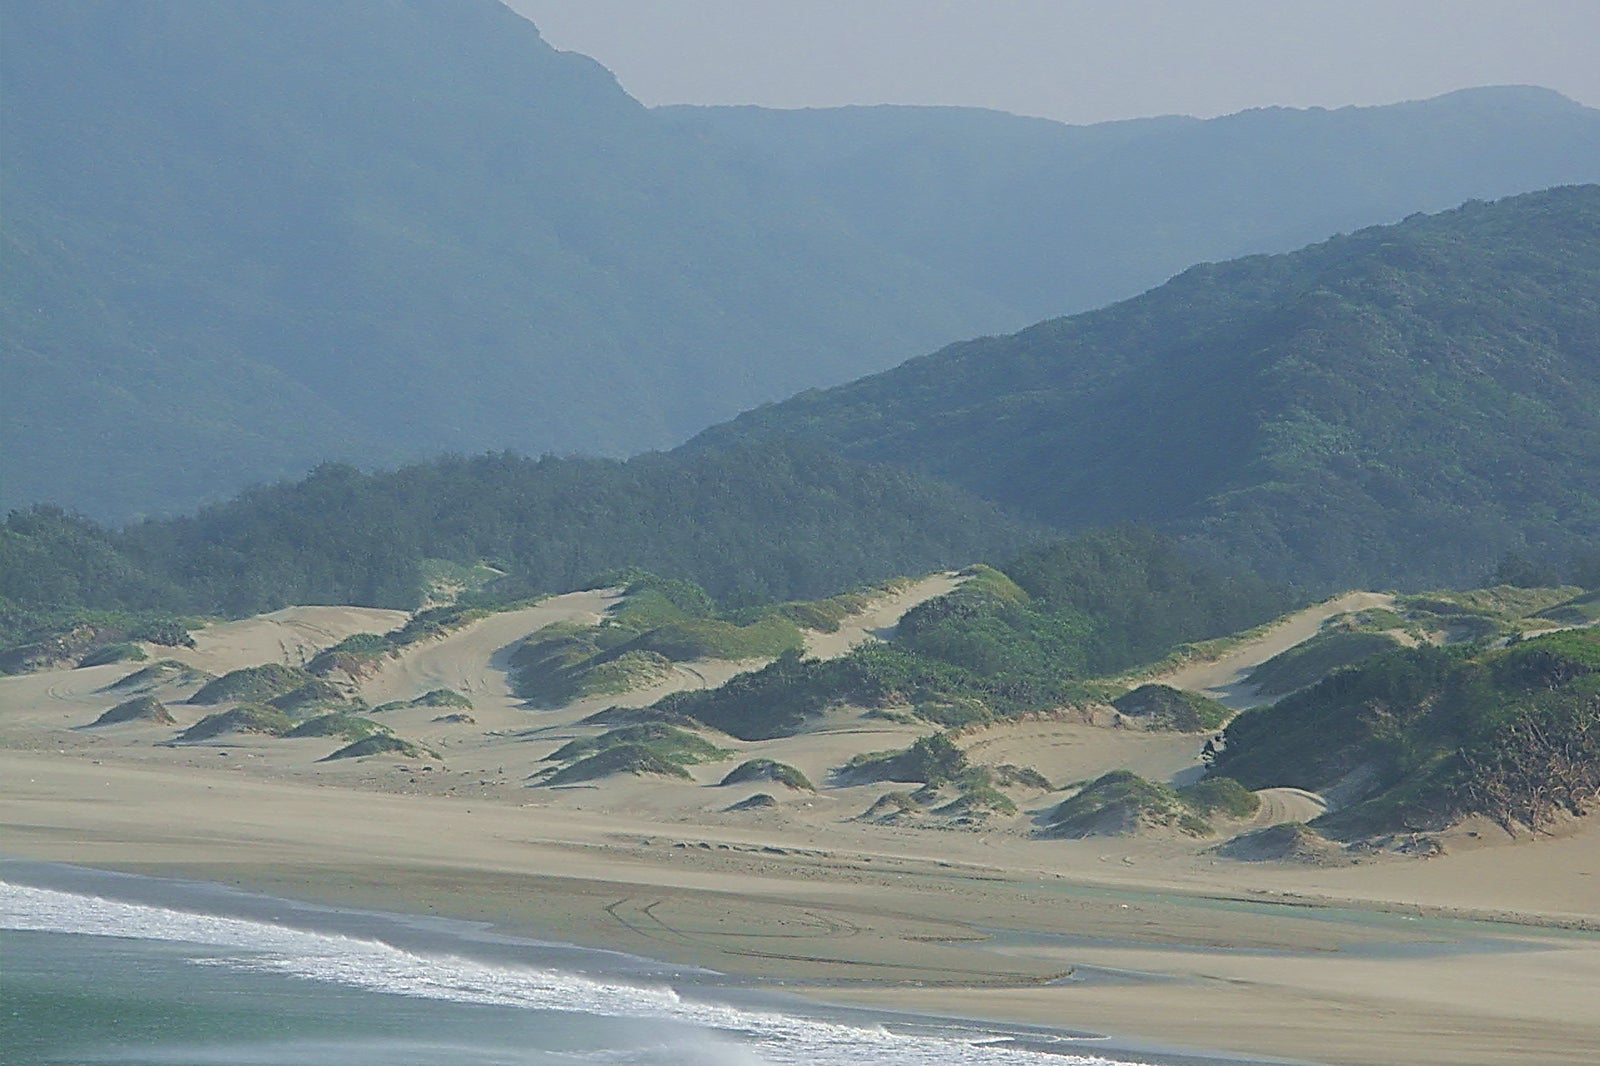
[356,591,616,708]
[962,719,1205,788]
[802,571,964,658]
[1150,591,1395,708]
[170,604,413,675]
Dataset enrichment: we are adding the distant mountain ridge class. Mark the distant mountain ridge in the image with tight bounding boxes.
[5,0,1600,520]
[692,187,1600,591]
[660,85,1600,321]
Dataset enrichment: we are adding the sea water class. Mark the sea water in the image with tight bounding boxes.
[0,875,1178,1066]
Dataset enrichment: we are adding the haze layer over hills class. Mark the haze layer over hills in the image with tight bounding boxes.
[5,0,1600,519]
[696,186,1600,591]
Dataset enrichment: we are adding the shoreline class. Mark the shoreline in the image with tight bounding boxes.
[5,749,1599,1065]
[2,857,1278,1066]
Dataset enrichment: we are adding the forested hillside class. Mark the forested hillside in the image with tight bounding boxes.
[0,443,1035,620]
[6,0,1598,521]
[0,0,1009,520]
[694,187,1600,591]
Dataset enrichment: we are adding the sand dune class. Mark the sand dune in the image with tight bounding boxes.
[802,571,964,659]
[1149,590,1395,708]
[165,605,412,676]
[1250,786,1331,826]
[961,719,1204,788]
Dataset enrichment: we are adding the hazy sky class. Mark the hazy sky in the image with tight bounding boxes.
[502,1,1598,124]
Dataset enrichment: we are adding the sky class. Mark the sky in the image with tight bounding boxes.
[502,1,1599,125]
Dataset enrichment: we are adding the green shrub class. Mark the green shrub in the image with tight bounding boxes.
[329,632,392,654]
[189,664,314,705]
[719,758,815,791]
[1112,684,1231,731]
[177,704,294,741]
[1177,776,1261,818]
[546,723,729,766]
[412,688,472,708]
[320,734,431,761]
[104,659,212,691]
[91,695,174,726]
[842,732,969,785]
[1245,630,1401,696]
[939,784,1018,816]
[545,744,694,784]
[267,679,350,713]
[78,642,148,668]
[1044,770,1209,837]
[626,615,803,661]
[284,714,391,741]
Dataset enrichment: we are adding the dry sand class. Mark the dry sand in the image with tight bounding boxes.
[4,585,1598,1066]
[1148,591,1395,709]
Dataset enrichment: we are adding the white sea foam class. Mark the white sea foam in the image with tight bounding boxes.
[1,881,1151,1065]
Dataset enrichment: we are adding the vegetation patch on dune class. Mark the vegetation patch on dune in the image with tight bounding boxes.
[91,695,175,727]
[76,642,148,668]
[0,602,195,676]
[374,690,469,713]
[1245,630,1403,697]
[1214,629,1600,836]
[840,733,970,786]
[536,720,733,789]
[189,664,314,705]
[1177,777,1262,819]
[307,632,395,679]
[320,734,433,761]
[175,704,294,742]
[283,714,391,742]
[724,792,778,811]
[657,530,1286,739]
[544,745,695,785]
[267,679,355,715]
[719,759,815,792]
[308,604,502,680]
[842,734,1029,822]
[544,723,731,768]
[512,575,801,706]
[1536,589,1600,627]
[411,688,472,709]
[104,660,214,692]
[1112,684,1231,731]
[771,579,911,633]
[1042,771,1213,838]
[374,688,474,714]
[1041,772,1257,838]
[1215,822,1349,865]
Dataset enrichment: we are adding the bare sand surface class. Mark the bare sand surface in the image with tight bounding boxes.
[803,572,964,659]
[4,585,1598,1065]
[166,604,412,675]
[1148,592,1395,709]
[3,747,1597,1066]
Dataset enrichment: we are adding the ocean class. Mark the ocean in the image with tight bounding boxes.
[0,865,1215,1066]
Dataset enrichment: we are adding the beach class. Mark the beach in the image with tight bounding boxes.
[3,592,1598,1065]
[4,744,1598,1066]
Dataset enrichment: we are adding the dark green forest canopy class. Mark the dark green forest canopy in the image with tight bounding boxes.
[0,442,1035,618]
[692,187,1600,591]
